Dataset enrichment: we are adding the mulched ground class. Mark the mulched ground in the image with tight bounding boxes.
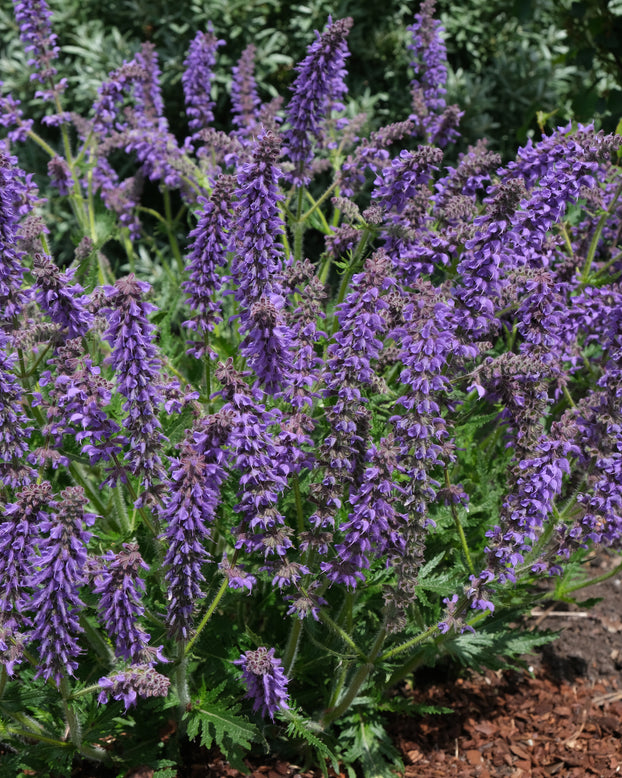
[54,553,622,776]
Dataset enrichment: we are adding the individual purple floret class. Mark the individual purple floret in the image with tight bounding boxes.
[407,0,461,146]
[282,16,353,186]
[98,664,170,710]
[31,253,93,338]
[230,131,294,393]
[12,0,65,100]
[102,275,166,490]
[159,439,227,640]
[28,486,94,686]
[182,25,225,134]
[92,543,154,662]
[183,173,235,358]
[231,44,261,141]
[234,646,290,720]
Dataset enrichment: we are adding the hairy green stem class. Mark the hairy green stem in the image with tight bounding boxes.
[282,619,303,677]
[327,228,371,342]
[580,181,622,285]
[320,627,386,727]
[318,609,366,660]
[564,557,622,594]
[1,725,72,749]
[301,180,338,222]
[175,642,191,718]
[445,466,475,575]
[292,472,305,534]
[67,462,109,518]
[379,623,437,663]
[163,188,184,273]
[293,187,305,265]
[185,566,234,656]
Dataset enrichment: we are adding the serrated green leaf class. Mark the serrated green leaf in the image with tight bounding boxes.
[184,682,257,772]
[153,759,178,778]
[341,717,402,778]
[281,708,339,771]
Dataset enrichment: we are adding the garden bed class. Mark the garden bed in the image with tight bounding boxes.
[66,551,622,778]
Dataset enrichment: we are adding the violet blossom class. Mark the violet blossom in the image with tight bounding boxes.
[12,0,65,101]
[234,646,290,720]
[407,0,461,146]
[0,331,34,488]
[215,360,291,561]
[31,253,93,338]
[182,25,225,134]
[0,482,50,673]
[28,486,94,686]
[159,440,227,640]
[230,131,294,393]
[102,275,166,490]
[282,16,353,186]
[0,149,28,322]
[183,173,235,358]
[92,543,155,662]
[98,664,170,709]
[231,44,261,140]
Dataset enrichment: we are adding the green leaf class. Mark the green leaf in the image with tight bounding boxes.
[341,715,403,778]
[153,759,178,778]
[184,681,257,772]
[281,707,339,771]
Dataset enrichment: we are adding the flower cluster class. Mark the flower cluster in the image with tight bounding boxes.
[1,3,622,770]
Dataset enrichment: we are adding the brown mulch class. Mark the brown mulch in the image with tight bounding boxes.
[388,669,622,777]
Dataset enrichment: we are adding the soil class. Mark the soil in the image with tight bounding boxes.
[41,553,622,776]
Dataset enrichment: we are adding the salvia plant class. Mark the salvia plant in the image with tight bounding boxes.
[0,0,621,775]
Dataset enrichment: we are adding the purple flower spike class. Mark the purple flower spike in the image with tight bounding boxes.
[283,17,353,186]
[0,150,28,322]
[231,44,261,140]
[407,0,461,146]
[183,25,225,133]
[28,486,94,686]
[102,274,166,489]
[92,543,154,662]
[0,482,50,675]
[183,173,236,357]
[98,664,170,710]
[32,253,93,338]
[159,441,227,640]
[231,132,294,393]
[12,0,65,100]
[0,332,34,488]
[234,646,290,720]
